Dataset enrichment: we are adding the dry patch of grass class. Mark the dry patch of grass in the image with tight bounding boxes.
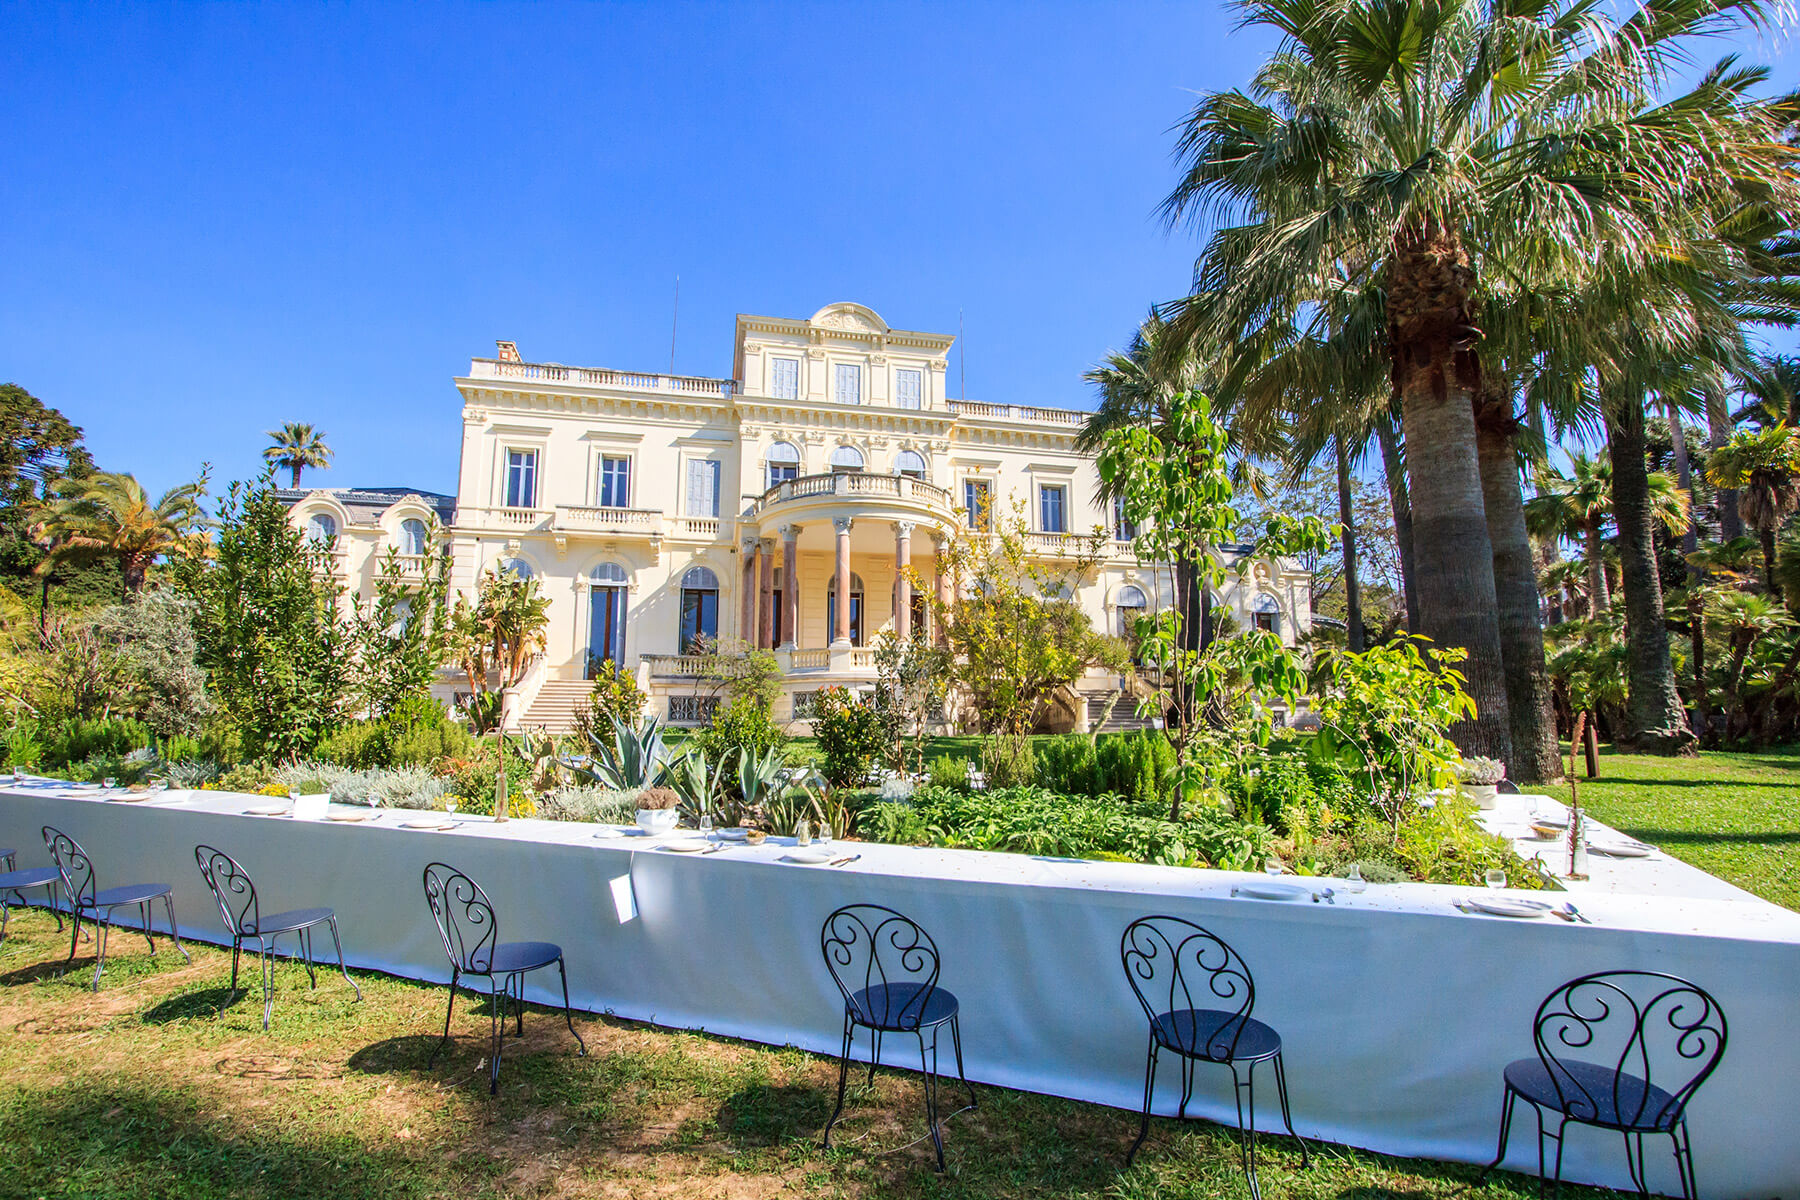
[0,910,1592,1199]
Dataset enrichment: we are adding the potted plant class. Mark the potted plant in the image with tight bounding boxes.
[635,786,681,834]
[1457,756,1506,809]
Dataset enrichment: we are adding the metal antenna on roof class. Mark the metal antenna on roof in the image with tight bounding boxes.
[669,275,680,374]
[958,308,966,401]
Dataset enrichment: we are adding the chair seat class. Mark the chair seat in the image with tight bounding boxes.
[1504,1058,1681,1131]
[1152,1008,1283,1062]
[0,867,60,890]
[244,907,334,936]
[87,882,174,909]
[471,940,563,974]
[847,982,959,1030]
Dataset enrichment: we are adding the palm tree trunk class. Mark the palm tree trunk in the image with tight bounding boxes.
[1666,399,1705,739]
[1760,524,1780,601]
[291,463,303,489]
[1705,384,1742,540]
[1605,397,1697,755]
[1688,591,1709,744]
[1375,417,1419,635]
[1388,222,1511,762]
[1336,435,1364,651]
[1664,401,1700,562]
[1475,408,1562,783]
[1584,525,1610,615]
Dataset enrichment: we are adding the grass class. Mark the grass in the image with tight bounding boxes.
[0,913,1593,1200]
[1540,743,1800,911]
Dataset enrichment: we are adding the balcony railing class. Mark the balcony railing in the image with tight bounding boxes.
[789,648,830,670]
[948,399,1086,428]
[675,516,722,539]
[752,472,953,515]
[556,505,663,535]
[468,358,735,398]
[642,655,718,678]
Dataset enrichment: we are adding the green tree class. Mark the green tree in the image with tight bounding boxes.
[35,471,208,596]
[175,471,350,758]
[90,591,214,739]
[1525,455,1689,616]
[263,422,333,489]
[447,569,550,732]
[1706,422,1800,600]
[348,527,452,718]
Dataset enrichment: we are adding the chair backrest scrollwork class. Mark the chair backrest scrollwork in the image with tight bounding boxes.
[194,845,259,936]
[42,826,95,912]
[820,904,942,1031]
[1121,915,1257,1062]
[423,862,500,975]
[1532,970,1727,1130]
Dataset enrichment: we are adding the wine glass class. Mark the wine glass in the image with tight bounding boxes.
[699,810,715,846]
[103,776,117,791]
[445,795,459,821]
[1485,868,1508,891]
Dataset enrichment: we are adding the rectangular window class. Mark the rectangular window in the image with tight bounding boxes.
[599,455,631,508]
[833,363,862,405]
[963,480,991,530]
[504,450,537,509]
[1254,611,1279,635]
[770,357,800,400]
[686,458,720,517]
[895,368,923,410]
[1113,495,1136,541]
[768,461,799,488]
[1039,485,1066,533]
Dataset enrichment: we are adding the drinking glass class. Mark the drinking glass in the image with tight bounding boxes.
[699,811,715,845]
[817,818,832,849]
[1485,868,1507,890]
[103,776,117,790]
[1343,864,1368,894]
[445,796,459,819]
[796,818,813,847]
[1264,857,1283,877]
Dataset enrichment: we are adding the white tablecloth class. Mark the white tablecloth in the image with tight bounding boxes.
[4,779,1797,1198]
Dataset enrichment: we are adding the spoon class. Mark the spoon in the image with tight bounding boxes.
[1561,901,1592,925]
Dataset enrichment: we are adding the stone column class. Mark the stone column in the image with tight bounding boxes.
[758,537,775,649]
[780,524,799,649]
[740,537,759,646]
[894,521,914,640]
[832,516,854,646]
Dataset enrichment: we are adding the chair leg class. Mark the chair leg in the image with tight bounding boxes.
[1482,1086,1518,1183]
[1177,1050,1195,1120]
[1622,1130,1648,1197]
[1550,1116,1569,1200]
[822,1015,854,1149]
[488,977,505,1095]
[230,939,242,994]
[64,907,81,969]
[161,894,189,963]
[513,971,525,1038]
[867,1030,882,1087]
[1231,1062,1262,1200]
[949,1015,976,1110]
[326,917,361,1001]
[555,958,583,1054]
[260,936,276,1031]
[301,926,318,989]
[1127,1035,1158,1167]
[91,915,110,991]
[1672,1121,1697,1200]
[430,969,458,1068]
[918,1029,945,1172]
[139,901,156,954]
[1272,1050,1308,1167]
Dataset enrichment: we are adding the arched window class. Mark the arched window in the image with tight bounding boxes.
[399,518,428,557]
[306,513,337,544]
[589,563,630,675]
[680,566,720,653]
[767,441,801,490]
[827,571,866,645]
[1252,593,1281,636]
[895,450,927,480]
[830,445,865,473]
[499,558,534,581]
[1116,584,1148,640]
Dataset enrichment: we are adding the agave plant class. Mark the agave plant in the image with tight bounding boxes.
[565,715,671,792]
[667,747,722,822]
[736,745,789,816]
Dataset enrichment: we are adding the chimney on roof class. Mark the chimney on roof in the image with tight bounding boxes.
[496,340,522,363]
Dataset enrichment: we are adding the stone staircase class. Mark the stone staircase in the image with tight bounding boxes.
[1086,692,1155,733]
[516,679,593,734]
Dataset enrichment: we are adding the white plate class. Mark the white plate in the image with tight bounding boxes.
[781,848,836,865]
[1467,897,1553,918]
[325,812,372,823]
[592,826,629,839]
[661,838,712,853]
[1588,841,1651,858]
[1234,881,1310,902]
[1532,813,1570,828]
[243,804,289,816]
[399,819,456,831]
[718,827,752,841]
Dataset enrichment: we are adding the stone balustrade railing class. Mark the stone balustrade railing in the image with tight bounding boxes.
[641,655,718,678]
[947,399,1086,427]
[469,359,735,398]
[752,472,952,515]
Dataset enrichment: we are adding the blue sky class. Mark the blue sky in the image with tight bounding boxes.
[3,2,1792,501]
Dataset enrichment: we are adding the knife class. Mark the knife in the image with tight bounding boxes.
[829,854,861,867]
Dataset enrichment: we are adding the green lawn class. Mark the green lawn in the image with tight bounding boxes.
[1539,744,1800,911]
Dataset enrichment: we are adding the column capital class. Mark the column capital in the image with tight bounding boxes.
[779,523,801,540]
[759,536,776,550]
[893,520,916,540]
[741,536,759,555]
[832,516,855,535]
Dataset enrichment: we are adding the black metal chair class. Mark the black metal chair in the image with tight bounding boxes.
[1119,916,1307,1198]
[1483,970,1727,1199]
[43,825,188,990]
[819,904,976,1172]
[421,862,585,1094]
[194,845,361,1030]
[0,846,65,951]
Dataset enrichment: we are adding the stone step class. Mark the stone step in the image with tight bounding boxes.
[518,681,595,734]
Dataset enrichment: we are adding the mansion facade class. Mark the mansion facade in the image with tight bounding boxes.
[283,302,1311,731]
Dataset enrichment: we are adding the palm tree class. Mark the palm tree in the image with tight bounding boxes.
[1154,0,1794,761]
[1706,591,1790,740]
[1525,456,1690,614]
[1706,422,1800,600]
[34,472,207,595]
[264,423,333,489]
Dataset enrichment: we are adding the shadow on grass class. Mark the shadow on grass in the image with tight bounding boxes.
[347,1033,445,1076]
[0,1081,458,1200]
[716,1082,833,1147]
[140,986,245,1024]
[1601,828,1800,845]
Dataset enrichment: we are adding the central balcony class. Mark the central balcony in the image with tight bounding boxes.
[748,471,954,530]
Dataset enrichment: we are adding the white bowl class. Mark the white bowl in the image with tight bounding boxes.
[636,808,680,835]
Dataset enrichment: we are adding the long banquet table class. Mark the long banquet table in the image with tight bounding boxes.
[3,778,1797,1198]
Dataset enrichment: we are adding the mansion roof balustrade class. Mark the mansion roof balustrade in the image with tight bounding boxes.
[946,399,1086,428]
[467,358,736,398]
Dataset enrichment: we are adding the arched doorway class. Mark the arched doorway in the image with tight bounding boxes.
[588,563,629,676]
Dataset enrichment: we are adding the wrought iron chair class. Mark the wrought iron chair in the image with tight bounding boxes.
[421,862,585,1094]
[0,846,64,951]
[42,825,188,990]
[1483,970,1727,1199]
[819,904,976,1172]
[1119,916,1308,1199]
[194,845,361,1030]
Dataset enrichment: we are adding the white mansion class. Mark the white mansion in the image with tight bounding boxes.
[282,302,1311,730]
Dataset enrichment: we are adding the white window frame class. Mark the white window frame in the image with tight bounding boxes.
[685,456,722,518]
[598,453,633,509]
[833,362,863,406]
[503,448,539,509]
[769,356,801,400]
[1039,484,1067,534]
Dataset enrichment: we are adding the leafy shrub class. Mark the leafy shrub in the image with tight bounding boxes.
[692,697,787,775]
[1095,730,1175,806]
[812,687,886,785]
[865,801,930,845]
[1034,734,1098,795]
[537,784,640,824]
[314,700,468,769]
[161,734,204,764]
[447,750,534,817]
[979,735,1037,789]
[576,667,648,734]
[2,722,42,770]
[39,717,153,769]
[214,761,280,794]
[926,754,969,791]
[165,759,223,789]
